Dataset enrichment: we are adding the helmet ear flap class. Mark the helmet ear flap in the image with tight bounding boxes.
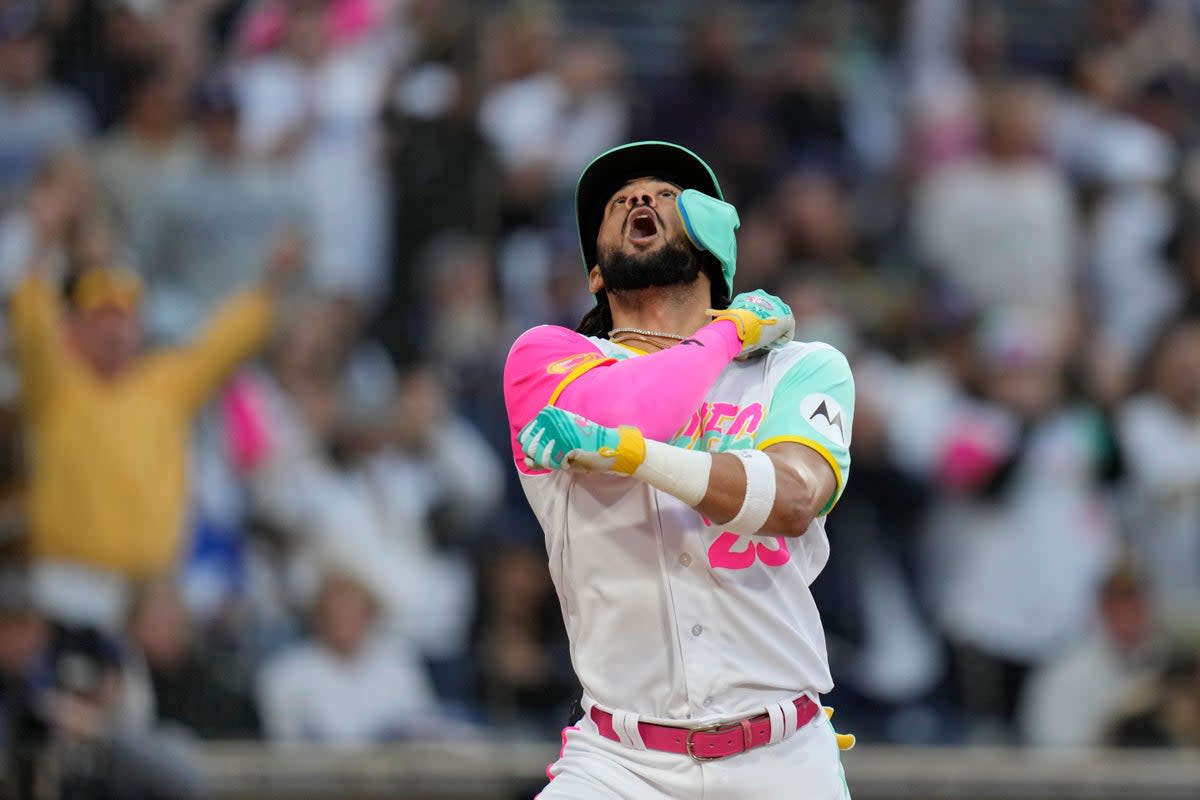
[677,189,738,302]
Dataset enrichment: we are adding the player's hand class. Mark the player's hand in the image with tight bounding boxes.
[708,290,795,358]
[518,405,645,475]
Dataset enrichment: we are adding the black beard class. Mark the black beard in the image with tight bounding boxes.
[597,241,703,294]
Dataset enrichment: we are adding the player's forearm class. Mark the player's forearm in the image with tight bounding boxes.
[621,436,825,537]
[694,451,824,537]
[553,320,741,440]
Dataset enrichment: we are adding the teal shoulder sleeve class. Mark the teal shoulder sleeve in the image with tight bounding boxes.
[754,346,855,516]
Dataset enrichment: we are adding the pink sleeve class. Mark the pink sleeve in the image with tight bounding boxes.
[502,322,741,469]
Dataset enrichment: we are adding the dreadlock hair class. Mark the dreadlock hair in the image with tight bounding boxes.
[575,292,614,338]
[574,252,729,339]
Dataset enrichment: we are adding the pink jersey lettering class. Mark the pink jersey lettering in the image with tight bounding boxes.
[707,532,792,570]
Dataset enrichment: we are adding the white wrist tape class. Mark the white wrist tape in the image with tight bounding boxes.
[632,439,712,507]
[722,449,777,534]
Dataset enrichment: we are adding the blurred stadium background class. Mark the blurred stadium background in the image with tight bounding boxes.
[1,0,1199,797]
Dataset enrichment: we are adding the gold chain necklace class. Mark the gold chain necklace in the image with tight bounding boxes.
[608,327,688,342]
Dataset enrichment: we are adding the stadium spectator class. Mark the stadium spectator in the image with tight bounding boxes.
[773,167,858,276]
[1086,0,1200,92]
[374,0,494,338]
[1018,563,1165,748]
[9,232,303,631]
[0,1,91,212]
[418,234,507,383]
[765,20,847,173]
[46,0,183,130]
[368,363,504,546]
[0,567,207,799]
[413,234,517,460]
[93,58,200,232]
[1166,213,1200,319]
[476,544,574,736]
[477,0,564,216]
[726,206,788,294]
[131,72,302,343]
[1075,92,1176,368]
[377,36,500,360]
[338,362,501,684]
[239,300,347,533]
[0,148,100,298]
[1109,650,1200,748]
[0,567,49,756]
[1048,40,1181,371]
[235,0,393,304]
[814,354,949,746]
[642,3,752,174]
[546,35,629,195]
[124,578,261,740]
[1118,317,1200,635]
[256,563,437,745]
[0,405,24,551]
[239,318,498,698]
[924,309,1121,743]
[900,0,1006,174]
[911,81,1078,317]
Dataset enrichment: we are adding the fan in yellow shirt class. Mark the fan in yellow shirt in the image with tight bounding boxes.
[8,235,302,625]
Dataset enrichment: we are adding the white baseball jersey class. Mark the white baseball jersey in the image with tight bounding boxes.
[505,332,855,725]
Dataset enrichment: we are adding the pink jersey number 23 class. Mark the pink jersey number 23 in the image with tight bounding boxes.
[707,532,791,570]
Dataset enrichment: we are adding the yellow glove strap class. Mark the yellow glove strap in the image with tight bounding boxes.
[707,307,776,348]
[598,426,647,475]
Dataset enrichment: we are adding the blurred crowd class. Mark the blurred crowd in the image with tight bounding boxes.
[2,0,1200,794]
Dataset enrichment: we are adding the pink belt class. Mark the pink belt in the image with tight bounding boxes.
[591,696,820,761]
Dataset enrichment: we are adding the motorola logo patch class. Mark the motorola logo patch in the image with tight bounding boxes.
[799,394,846,446]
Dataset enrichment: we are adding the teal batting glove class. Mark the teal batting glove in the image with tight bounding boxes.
[518,406,647,474]
[710,290,795,357]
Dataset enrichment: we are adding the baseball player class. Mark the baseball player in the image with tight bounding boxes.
[503,141,855,799]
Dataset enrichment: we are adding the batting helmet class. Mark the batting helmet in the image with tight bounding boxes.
[574,141,739,303]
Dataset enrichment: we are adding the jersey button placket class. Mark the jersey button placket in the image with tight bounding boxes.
[681,617,714,714]
[672,530,720,713]
[679,593,720,713]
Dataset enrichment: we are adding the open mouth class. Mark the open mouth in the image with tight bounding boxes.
[626,208,659,243]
